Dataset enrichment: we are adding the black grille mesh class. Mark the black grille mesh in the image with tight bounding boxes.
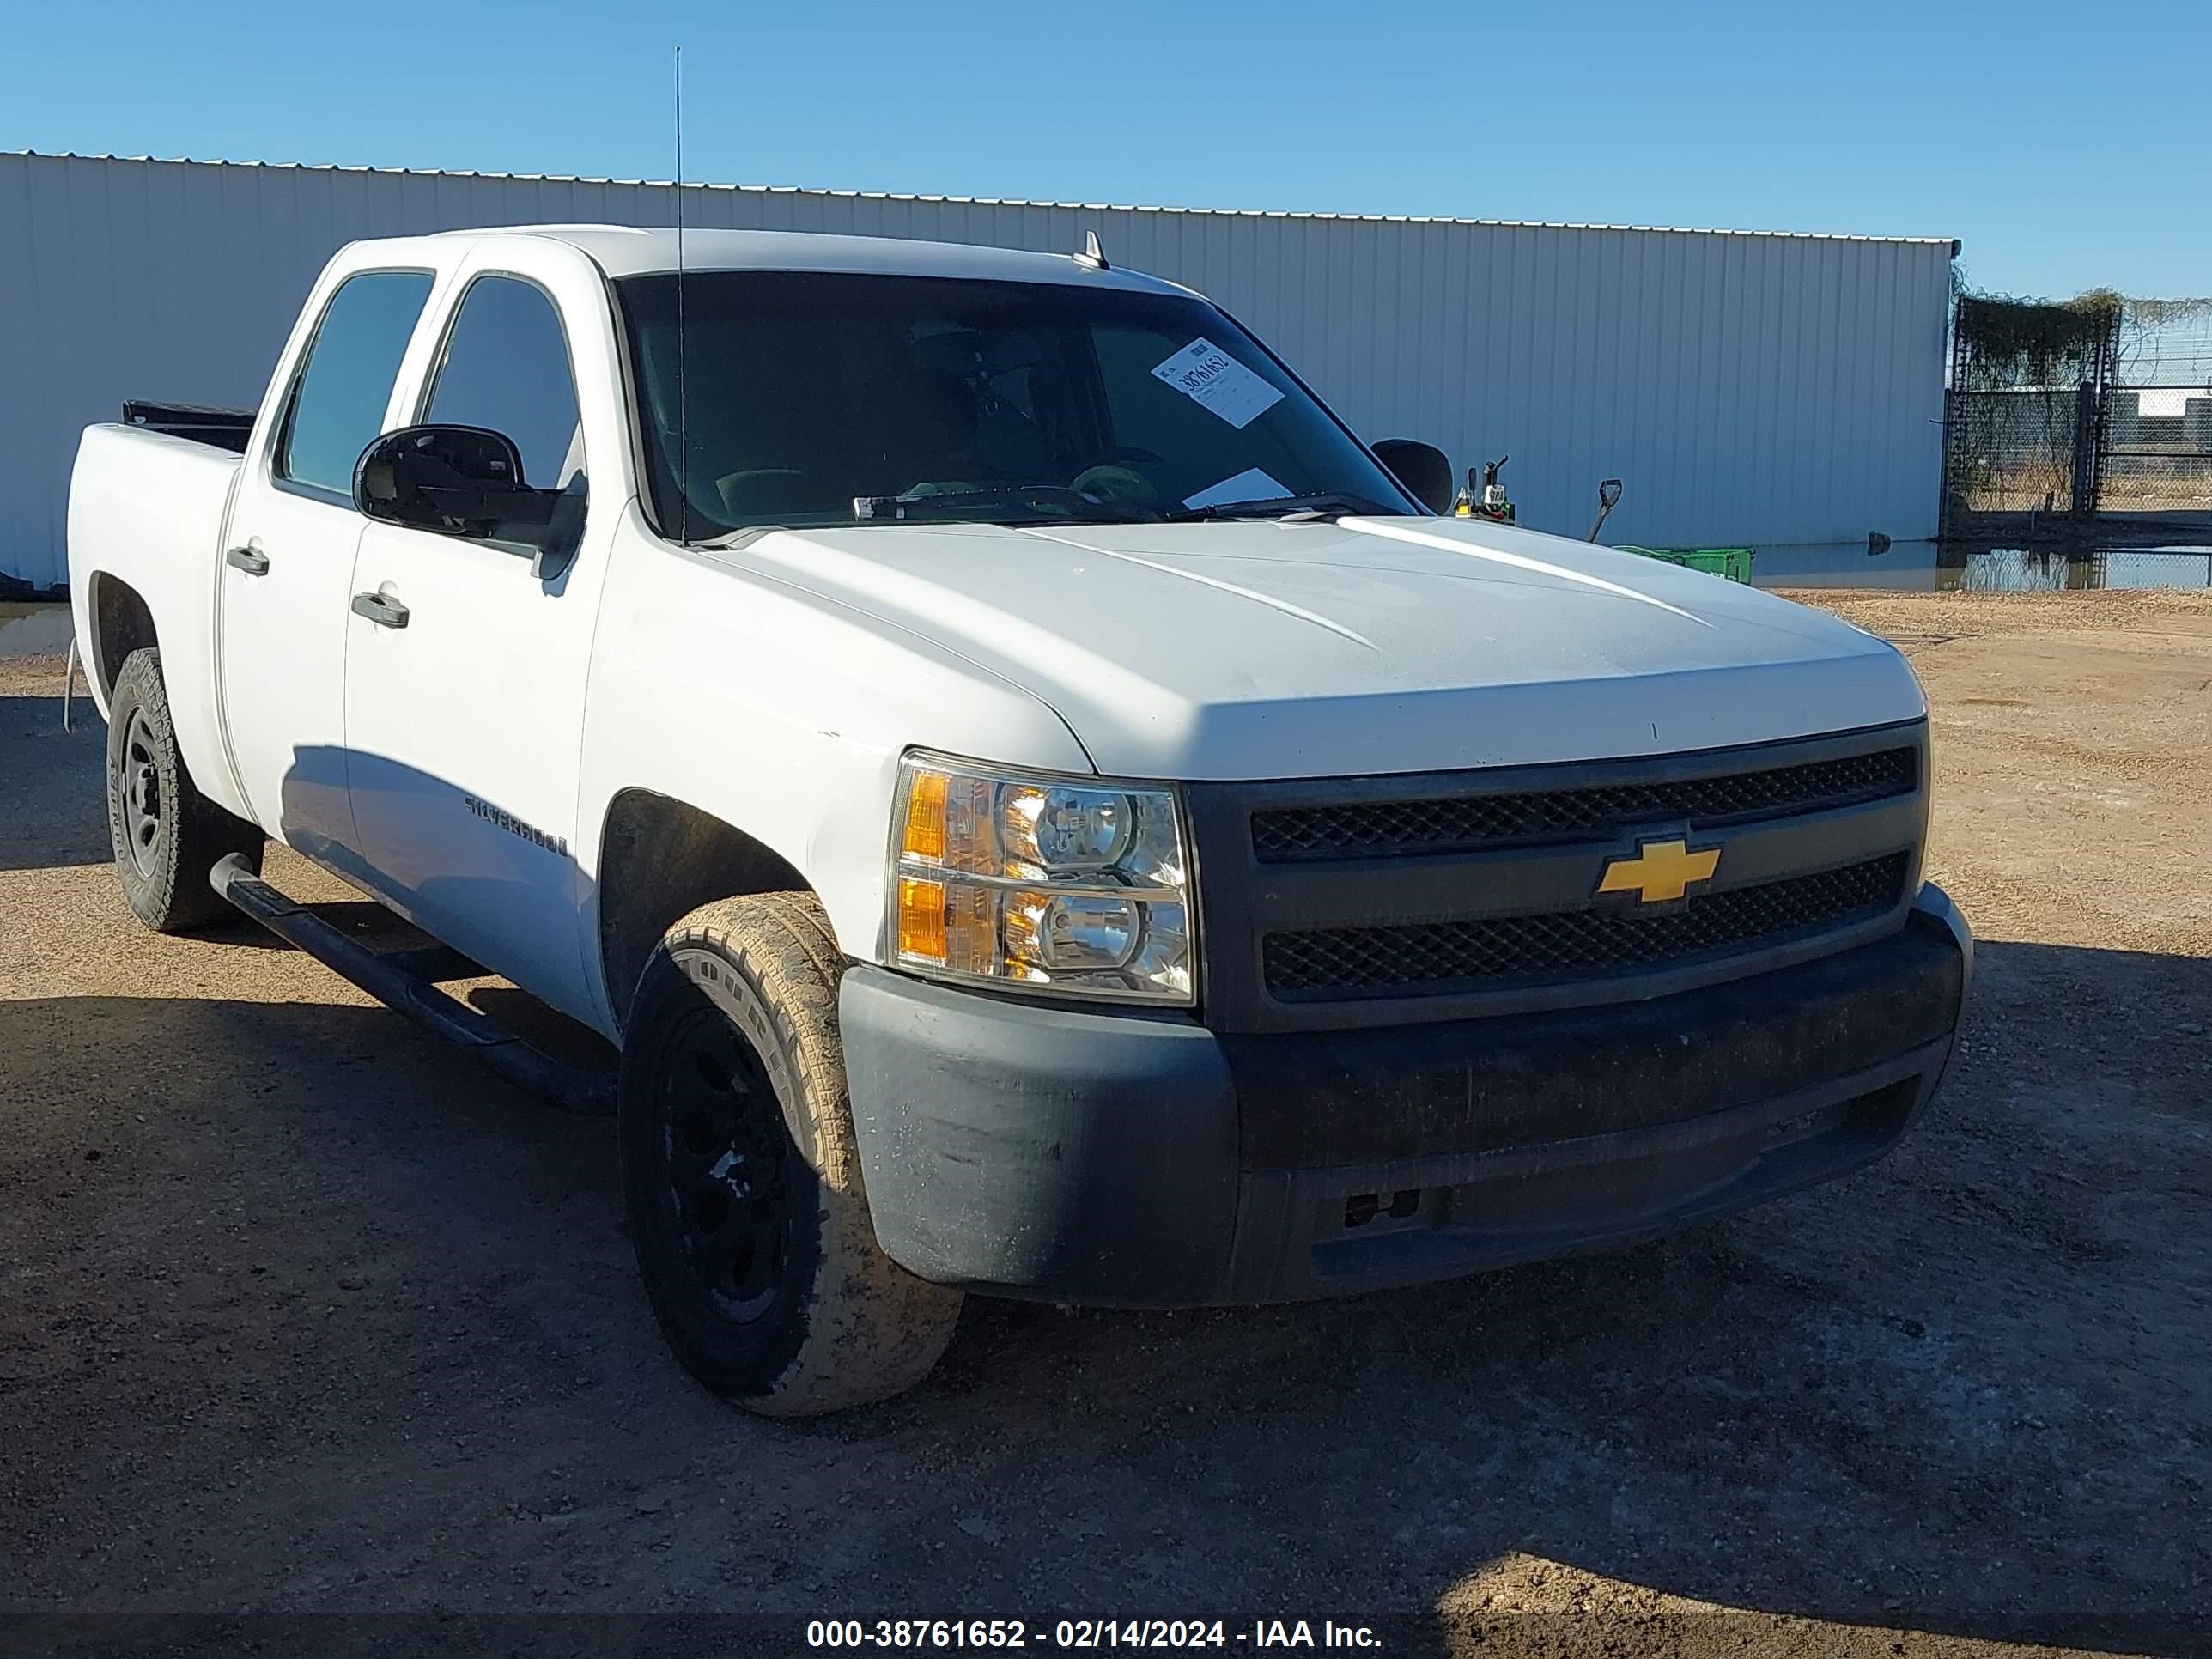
[1262,854,1911,1000]
[1251,745,1917,863]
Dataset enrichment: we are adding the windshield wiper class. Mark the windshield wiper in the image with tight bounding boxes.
[1160,490,1400,523]
[853,485,1162,524]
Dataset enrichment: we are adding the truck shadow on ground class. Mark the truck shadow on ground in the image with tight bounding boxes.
[0,690,111,870]
[2,936,2204,1651]
[0,691,453,957]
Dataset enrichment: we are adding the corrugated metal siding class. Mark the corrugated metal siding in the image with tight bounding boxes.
[0,152,1954,588]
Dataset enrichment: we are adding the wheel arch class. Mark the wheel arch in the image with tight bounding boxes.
[88,571,160,702]
[595,789,820,1033]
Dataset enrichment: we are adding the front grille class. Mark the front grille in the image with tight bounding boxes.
[1250,745,1917,863]
[1262,854,1910,1000]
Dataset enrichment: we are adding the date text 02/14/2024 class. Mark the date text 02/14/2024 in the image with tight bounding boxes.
[805,1620,1382,1649]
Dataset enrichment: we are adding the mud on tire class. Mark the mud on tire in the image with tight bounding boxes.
[105,647,265,933]
[617,892,963,1415]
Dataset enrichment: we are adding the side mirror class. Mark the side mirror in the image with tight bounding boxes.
[353,424,573,565]
[1370,439,1454,516]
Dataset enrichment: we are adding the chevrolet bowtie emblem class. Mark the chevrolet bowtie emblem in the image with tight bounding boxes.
[1598,837,1723,905]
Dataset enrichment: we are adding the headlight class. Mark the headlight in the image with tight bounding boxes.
[890,751,1194,1005]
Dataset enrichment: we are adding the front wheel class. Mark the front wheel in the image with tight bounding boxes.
[618,892,963,1416]
[104,647,264,933]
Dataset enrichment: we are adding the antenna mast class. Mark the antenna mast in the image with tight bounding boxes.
[673,44,690,546]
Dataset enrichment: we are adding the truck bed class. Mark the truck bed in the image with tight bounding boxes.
[67,421,249,822]
[120,401,256,454]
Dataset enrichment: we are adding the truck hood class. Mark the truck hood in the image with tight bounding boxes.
[735,515,1923,781]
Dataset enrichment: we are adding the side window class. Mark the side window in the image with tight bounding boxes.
[425,276,584,489]
[277,270,435,497]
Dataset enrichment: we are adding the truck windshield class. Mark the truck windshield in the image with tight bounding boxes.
[614,270,1415,539]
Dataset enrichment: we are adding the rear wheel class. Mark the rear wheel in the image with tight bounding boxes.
[618,892,963,1415]
[105,647,264,933]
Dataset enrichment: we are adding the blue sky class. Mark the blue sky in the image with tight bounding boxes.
[6,0,2206,301]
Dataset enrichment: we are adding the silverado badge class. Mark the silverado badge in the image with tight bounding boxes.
[1598,837,1722,905]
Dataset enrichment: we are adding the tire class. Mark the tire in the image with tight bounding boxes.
[618,891,963,1415]
[105,647,264,933]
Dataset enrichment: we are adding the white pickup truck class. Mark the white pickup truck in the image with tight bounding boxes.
[69,224,1971,1414]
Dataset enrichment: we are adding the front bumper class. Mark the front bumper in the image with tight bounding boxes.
[842,884,1972,1307]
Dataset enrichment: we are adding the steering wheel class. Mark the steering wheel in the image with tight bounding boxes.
[1071,465,1159,508]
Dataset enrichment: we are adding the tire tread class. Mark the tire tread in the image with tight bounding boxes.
[106,647,264,933]
[626,892,960,1416]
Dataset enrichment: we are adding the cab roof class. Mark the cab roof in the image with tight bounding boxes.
[428,223,1187,294]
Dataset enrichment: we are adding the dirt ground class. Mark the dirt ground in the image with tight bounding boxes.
[2,592,2208,1658]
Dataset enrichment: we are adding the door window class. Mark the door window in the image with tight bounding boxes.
[424,276,585,489]
[276,270,434,499]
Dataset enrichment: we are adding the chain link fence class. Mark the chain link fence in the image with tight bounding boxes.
[1942,388,2094,520]
[2099,385,2212,518]
[1942,293,2212,534]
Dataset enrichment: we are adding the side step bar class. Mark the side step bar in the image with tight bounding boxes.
[210,854,615,1117]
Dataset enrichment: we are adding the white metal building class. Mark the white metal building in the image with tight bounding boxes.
[0,150,1956,590]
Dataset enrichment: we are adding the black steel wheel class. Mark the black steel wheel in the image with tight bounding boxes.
[104,647,264,933]
[118,706,165,880]
[653,1003,799,1328]
[617,892,963,1415]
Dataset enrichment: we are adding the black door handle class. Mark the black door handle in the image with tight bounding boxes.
[350,591,410,629]
[225,545,270,576]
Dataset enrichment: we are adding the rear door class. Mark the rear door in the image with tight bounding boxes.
[341,245,615,1021]
[218,266,436,866]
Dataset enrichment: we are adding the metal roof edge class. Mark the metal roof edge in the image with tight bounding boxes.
[2,150,1960,246]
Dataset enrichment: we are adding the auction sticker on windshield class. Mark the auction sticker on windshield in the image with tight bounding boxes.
[1150,338,1285,429]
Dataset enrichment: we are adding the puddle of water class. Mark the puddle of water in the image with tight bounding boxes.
[1753,542,2212,593]
[0,602,76,659]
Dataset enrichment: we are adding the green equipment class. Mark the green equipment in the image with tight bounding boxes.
[1616,545,1757,585]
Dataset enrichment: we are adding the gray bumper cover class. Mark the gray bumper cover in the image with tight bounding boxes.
[842,884,1972,1307]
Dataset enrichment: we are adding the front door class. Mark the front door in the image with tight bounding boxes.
[219,269,437,868]
[343,264,605,1022]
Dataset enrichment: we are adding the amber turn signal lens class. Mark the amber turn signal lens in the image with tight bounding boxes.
[896,876,947,963]
[901,770,950,862]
